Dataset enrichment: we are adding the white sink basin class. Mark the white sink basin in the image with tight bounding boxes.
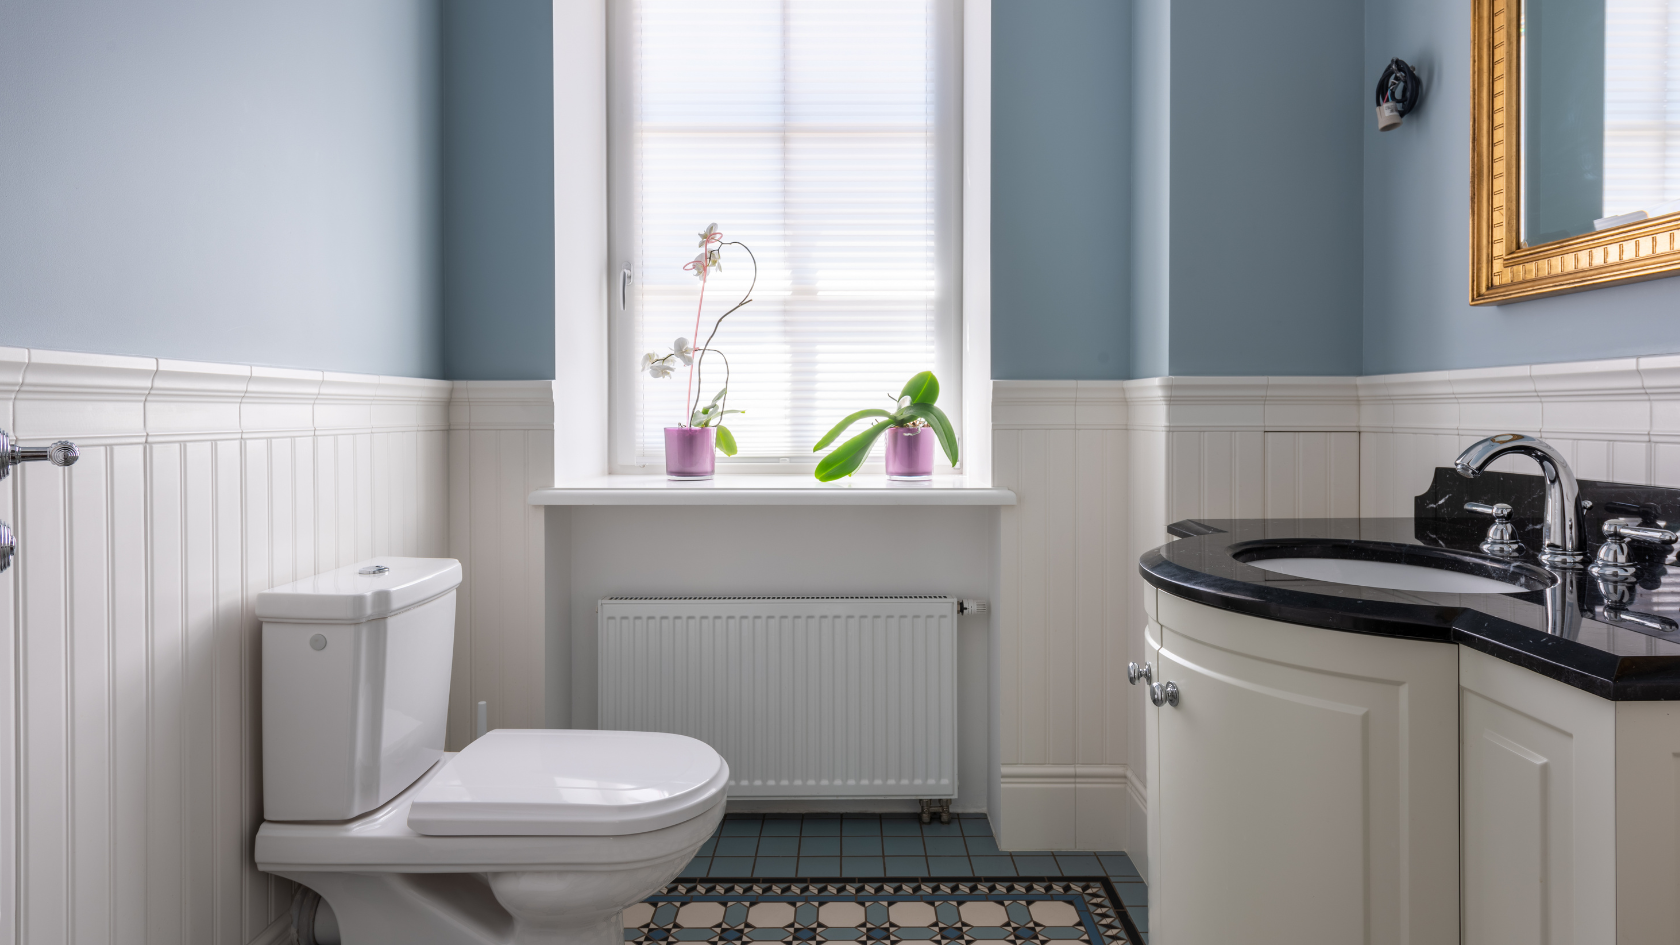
[1250,557,1530,594]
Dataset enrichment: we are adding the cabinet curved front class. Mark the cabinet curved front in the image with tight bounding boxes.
[1145,592,1460,945]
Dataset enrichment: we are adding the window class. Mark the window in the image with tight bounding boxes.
[608,0,962,470]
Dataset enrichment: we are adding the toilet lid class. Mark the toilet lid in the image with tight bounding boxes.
[405,729,729,836]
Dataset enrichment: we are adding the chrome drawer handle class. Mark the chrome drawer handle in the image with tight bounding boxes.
[1127,661,1153,685]
[1150,681,1180,708]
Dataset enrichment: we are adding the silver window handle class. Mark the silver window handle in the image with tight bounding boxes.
[0,429,79,574]
[621,267,633,310]
[0,429,77,479]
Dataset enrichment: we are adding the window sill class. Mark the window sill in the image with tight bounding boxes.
[527,474,1016,507]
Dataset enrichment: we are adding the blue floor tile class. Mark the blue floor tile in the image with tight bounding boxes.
[720,819,762,837]
[1131,907,1148,933]
[842,837,882,856]
[1113,883,1147,908]
[882,836,924,856]
[710,857,754,876]
[801,819,841,836]
[841,856,884,876]
[797,857,841,876]
[964,835,1003,856]
[923,836,967,856]
[842,818,880,836]
[760,818,802,837]
[960,817,994,837]
[925,855,972,876]
[1098,854,1141,880]
[1012,856,1060,875]
[715,837,759,857]
[920,819,963,837]
[800,837,840,856]
[753,857,798,877]
[757,836,799,857]
[884,856,928,876]
[697,839,717,856]
[970,856,1016,876]
[679,857,710,878]
[1055,854,1102,875]
[881,817,923,836]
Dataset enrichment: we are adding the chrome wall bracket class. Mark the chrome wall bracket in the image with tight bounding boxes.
[0,429,79,574]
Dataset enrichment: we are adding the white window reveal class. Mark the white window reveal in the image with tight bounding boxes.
[608,0,962,470]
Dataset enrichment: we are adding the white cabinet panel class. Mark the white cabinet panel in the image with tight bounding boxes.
[1459,647,1616,945]
[1614,700,1680,943]
[1152,595,1458,945]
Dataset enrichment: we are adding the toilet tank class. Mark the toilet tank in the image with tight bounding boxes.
[258,557,462,822]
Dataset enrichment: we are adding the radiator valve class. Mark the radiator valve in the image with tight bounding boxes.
[958,599,989,616]
[919,798,952,825]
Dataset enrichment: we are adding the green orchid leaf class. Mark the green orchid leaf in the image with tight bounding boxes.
[899,371,939,405]
[715,425,738,456]
[813,421,893,481]
[899,404,959,466]
[708,387,727,406]
[812,408,893,452]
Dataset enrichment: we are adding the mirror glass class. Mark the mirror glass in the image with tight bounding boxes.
[1521,0,1680,246]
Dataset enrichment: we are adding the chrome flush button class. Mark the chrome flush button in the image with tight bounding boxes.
[309,634,328,651]
[358,565,389,575]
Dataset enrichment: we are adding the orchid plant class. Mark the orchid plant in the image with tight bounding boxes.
[810,371,959,481]
[641,223,757,456]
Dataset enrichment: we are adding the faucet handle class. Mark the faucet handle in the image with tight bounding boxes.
[1466,502,1523,556]
[1590,522,1680,580]
[1604,521,1679,545]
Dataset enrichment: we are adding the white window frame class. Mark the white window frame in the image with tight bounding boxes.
[550,0,991,486]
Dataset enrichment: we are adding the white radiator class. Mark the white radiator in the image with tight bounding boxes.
[598,596,958,799]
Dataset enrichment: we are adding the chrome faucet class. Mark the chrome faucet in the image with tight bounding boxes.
[1454,434,1585,568]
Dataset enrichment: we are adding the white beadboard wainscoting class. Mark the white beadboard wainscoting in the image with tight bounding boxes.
[0,348,556,945]
[992,378,1362,862]
[446,382,556,749]
[1358,356,1680,515]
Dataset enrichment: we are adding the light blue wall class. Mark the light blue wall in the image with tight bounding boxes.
[1130,0,1171,379]
[1133,0,1365,378]
[1364,0,1680,375]
[0,0,443,378]
[441,0,555,381]
[991,0,1131,380]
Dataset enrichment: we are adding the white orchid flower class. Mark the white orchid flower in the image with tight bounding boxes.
[642,352,675,379]
[672,337,694,366]
[697,223,721,247]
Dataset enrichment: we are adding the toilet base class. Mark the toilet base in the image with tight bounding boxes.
[275,851,690,945]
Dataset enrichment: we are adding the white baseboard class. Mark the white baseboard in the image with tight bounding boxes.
[997,765,1129,852]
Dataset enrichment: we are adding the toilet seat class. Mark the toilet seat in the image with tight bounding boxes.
[407,729,728,836]
[256,730,728,874]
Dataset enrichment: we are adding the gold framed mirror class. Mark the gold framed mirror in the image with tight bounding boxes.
[1471,0,1680,304]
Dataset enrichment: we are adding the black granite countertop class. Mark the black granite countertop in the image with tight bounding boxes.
[1140,470,1680,700]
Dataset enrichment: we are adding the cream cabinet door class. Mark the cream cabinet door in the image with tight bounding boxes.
[1152,596,1459,945]
[1459,646,1615,945]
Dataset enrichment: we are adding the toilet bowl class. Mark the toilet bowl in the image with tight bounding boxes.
[252,558,729,945]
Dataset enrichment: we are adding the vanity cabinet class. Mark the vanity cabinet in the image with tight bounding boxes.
[1144,592,1460,945]
[1460,647,1680,944]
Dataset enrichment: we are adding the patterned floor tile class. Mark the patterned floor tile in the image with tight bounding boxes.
[688,814,1150,921]
[625,878,1142,944]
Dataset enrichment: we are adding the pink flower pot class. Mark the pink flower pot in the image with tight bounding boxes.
[885,425,934,480]
[664,427,716,480]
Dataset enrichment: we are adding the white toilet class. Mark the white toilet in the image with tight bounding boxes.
[253,558,728,945]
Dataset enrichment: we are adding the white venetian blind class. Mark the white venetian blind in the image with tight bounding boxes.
[1604,0,1680,217]
[611,0,959,466]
